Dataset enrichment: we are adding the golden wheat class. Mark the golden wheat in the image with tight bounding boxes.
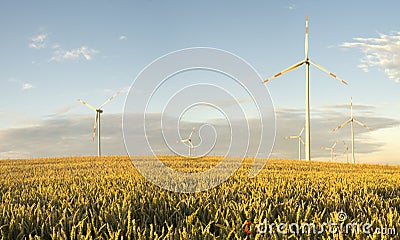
[0,156,399,239]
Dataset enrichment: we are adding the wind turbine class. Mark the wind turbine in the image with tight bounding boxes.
[179,128,196,157]
[322,141,337,162]
[343,141,349,163]
[77,93,119,157]
[333,97,371,164]
[263,16,348,161]
[285,125,305,160]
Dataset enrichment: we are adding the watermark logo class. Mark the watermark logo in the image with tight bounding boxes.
[255,211,396,236]
[244,221,252,235]
[337,211,347,222]
[123,48,275,192]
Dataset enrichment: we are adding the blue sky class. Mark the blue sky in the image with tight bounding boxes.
[0,1,399,163]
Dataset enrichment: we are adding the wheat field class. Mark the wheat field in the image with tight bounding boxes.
[0,156,399,239]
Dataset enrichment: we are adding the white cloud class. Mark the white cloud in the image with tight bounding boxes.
[0,150,31,159]
[119,35,127,40]
[50,46,98,62]
[6,78,35,90]
[52,43,61,49]
[103,86,131,95]
[287,4,296,10]
[21,83,34,90]
[46,104,77,118]
[29,30,99,62]
[341,32,400,82]
[29,34,47,49]
[0,111,397,162]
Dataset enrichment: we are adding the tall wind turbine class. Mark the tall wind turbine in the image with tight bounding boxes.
[263,16,348,161]
[77,93,119,157]
[333,97,371,164]
[179,128,196,157]
[322,141,337,162]
[286,125,305,160]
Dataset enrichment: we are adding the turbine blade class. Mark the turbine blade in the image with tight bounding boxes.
[92,113,99,141]
[263,60,305,83]
[309,60,348,85]
[305,16,309,59]
[332,141,337,148]
[189,141,194,148]
[350,97,354,119]
[333,119,351,131]
[354,119,372,130]
[189,128,195,139]
[286,136,299,139]
[180,139,189,143]
[77,99,97,111]
[299,125,305,136]
[300,138,305,145]
[99,92,120,109]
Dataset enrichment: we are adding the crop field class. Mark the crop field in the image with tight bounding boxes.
[0,156,399,239]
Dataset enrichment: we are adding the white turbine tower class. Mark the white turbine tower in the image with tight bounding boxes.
[179,128,195,157]
[263,16,348,161]
[322,141,337,162]
[285,125,305,160]
[343,141,349,164]
[77,93,119,157]
[333,97,371,164]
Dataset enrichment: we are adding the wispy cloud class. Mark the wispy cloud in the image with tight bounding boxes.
[29,34,47,49]
[21,83,34,90]
[341,32,400,82]
[46,104,77,118]
[0,105,398,163]
[6,78,35,90]
[287,4,296,10]
[103,86,131,96]
[50,46,98,62]
[320,103,376,111]
[29,30,99,62]
[273,107,399,161]
[52,43,61,49]
[119,35,127,40]
[0,150,31,159]
[0,114,126,159]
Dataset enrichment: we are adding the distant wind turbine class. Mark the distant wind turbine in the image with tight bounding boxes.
[322,141,337,162]
[263,16,348,161]
[333,97,371,164]
[179,128,195,157]
[343,141,349,164]
[286,125,305,160]
[77,92,119,156]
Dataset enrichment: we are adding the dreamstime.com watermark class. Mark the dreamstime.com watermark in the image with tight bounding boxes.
[254,212,396,236]
[123,47,275,193]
